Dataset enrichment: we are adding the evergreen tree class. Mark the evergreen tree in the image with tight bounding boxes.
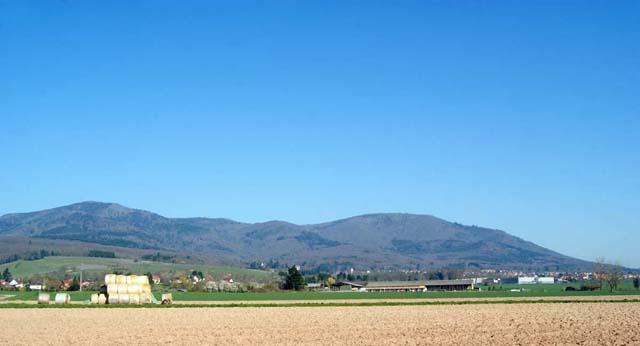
[146,272,154,288]
[2,268,11,281]
[68,275,80,291]
[634,277,639,290]
[283,266,306,291]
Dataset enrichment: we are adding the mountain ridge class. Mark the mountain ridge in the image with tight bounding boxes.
[0,201,595,271]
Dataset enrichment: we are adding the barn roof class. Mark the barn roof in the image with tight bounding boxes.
[366,279,473,288]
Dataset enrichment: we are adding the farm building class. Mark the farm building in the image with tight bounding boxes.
[365,279,474,292]
[331,281,365,291]
[518,277,536,284]
[537,277,555,284]
[518,277,555,284]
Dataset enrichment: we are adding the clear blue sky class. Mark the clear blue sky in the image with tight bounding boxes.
[1,1,639,267]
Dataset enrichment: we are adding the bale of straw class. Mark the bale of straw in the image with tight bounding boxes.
[107,284,118,294]
[127,284,140,294]
[119,293,130,304]
[37,293,50,305]
[126,275,136,284]
[54,293,70,305]
[116,275,126,284]
[108,294,119,304]
[137,275,149,285]
[161,293,173,304]
[105,274,117,285]
[117,284,128,294]
[98,294,107,304]
[129,294,140,304]
[90,293,99,304]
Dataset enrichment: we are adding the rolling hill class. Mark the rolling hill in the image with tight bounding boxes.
[0,201,594,271]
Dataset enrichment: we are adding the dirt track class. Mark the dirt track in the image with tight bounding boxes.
[2,303,640,346]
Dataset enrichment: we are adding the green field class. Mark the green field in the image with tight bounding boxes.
[3,283,639,303]
[2,298,640,309]
[1,256,275,282]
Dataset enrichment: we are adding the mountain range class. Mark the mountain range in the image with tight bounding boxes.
[0,201,594,271]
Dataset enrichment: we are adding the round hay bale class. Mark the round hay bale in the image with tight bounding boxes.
[117,284,128,294]
[37,293,50,305]
[127,284,140,294]
[105,274,117,285]
[126,275,136,284]
[90,293,99,304]
[107,284,118,294]
[108,293,119,304]
[116,275,126,284]
[161,293,172,304]
[54,293,70,305]
[98,294,107,305]
[119,293,130,304]
[129,294,140,304]
[137,275,149,285]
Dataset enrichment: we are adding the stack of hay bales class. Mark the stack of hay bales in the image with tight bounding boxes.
[104,274,152,305]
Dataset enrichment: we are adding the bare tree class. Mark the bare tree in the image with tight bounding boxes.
[605,261,624,292]
[595,257,624,292]
[594,257,607,291]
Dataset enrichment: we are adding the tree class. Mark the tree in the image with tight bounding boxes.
[145,272,154,288]
[594,257,607,291]
[2,268,11,281]
[633,277,639,290]
[605,261,623,292]
[44,276,61,291]
[326,277,336,287]
[68,276,80,291]
[596,257,624,292]
[172,272,193,291]
[283,266,305,291]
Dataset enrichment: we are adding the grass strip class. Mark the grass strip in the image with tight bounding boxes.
[1,298,639,309]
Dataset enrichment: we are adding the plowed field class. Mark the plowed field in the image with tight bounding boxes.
[2,303,639,346]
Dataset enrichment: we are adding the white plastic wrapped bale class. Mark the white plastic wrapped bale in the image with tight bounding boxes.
[54,293,70,305]
[126,275,136,284]
[98,294,107,304]
[90,293,99,304]
[127,284,140,294]
[161,293,173,304]
[37,293,50,305]
[116,275,127,284]
[118,294,130,304]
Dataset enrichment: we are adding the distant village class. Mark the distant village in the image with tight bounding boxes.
[2,263,638,293]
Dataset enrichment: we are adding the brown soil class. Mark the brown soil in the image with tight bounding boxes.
[2,303,639,346]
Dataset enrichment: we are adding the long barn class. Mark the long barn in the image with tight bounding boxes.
[365,279,474,292]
